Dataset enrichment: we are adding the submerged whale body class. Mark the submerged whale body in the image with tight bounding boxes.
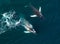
[20,18,36,34]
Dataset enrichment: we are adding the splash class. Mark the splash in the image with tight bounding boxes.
[0,10,36,34]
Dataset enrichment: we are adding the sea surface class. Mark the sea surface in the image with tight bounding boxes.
[0,0,59,44]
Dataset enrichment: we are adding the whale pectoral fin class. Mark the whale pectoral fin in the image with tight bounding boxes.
[24,31,31,33]
[30,15,37,17]
[39,7,41,12]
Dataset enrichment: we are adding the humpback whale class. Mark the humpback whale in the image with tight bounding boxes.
[25,3,44,19]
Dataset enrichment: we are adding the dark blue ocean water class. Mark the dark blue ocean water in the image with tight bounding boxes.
[0,0,59,44]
